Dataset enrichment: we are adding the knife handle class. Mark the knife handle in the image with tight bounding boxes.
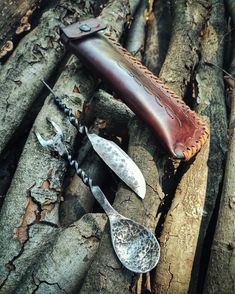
[60,19,209,160]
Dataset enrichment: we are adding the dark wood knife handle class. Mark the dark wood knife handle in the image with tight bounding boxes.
[60,19,209,160]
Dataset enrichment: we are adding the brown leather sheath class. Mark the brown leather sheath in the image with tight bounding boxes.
[60,19,209,160]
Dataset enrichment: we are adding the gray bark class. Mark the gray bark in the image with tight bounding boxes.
[203,0,235,292]
[0,0,84,155]
[14,213,107,294]
[143,0,172,75]
[0,0,41,51]
[0,55,95,293]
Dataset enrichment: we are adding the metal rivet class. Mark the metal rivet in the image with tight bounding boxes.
[79,24,91,32]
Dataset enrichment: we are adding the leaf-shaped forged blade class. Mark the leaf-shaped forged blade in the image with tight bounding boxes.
[86,132,146,199]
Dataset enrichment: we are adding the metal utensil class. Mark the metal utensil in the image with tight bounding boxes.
[41,80,146,199]
[35,120,160,273]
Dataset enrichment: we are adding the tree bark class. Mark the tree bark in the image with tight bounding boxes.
[155,1,228,293]
[0,55,95,293]
[143,0,172,75]
[0,0,82,155]
[0,0,133,293]
[0,0,41,52]
[203,0,235,292]
[13,213,107,294]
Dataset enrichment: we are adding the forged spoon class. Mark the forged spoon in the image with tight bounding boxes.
[41,80,146,199]
[35,120,160,273]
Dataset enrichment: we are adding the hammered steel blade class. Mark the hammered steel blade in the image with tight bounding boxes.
[87,131,146,199]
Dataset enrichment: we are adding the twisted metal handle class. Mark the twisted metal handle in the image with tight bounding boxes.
[63,151,115,216]
[42,80,85,134]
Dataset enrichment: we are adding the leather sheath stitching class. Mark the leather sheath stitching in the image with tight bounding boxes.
[104,33,209,160]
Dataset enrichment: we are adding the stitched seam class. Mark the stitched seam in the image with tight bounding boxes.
[104,33,209,160]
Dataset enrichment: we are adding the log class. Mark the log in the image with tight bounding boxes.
[0,0,41,53]
[0,0,83,155]
[0,0,133,292]
[0,54,95,293]
[203,0,235,292]
[159,0,211,97]
[143,0,172,75]
[125,0,147,59]
[155,0,228,293]
[13,213,107,294]
[203,76,235,294]
[84,89,134,137]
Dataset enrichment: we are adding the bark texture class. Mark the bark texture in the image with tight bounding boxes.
[0,55,95,293]
[84,89,134,137]
[13,213,107,294]
[143,0,172,75]
[203,80,235,294]
[0,0,83,154]
[0,0,41,52]
[203,0,235,292]
[155,1,228,293]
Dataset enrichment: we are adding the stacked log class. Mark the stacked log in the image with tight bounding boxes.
[0,0,234,293]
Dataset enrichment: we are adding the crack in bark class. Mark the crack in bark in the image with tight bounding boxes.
[32,272,68,294]
[166,264,174,294]
[0,220,35,289]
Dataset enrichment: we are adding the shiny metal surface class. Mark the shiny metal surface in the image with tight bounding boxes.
[86,131,146,199]
[35,121,160,273]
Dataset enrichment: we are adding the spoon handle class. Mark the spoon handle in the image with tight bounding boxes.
[64,152,117,216]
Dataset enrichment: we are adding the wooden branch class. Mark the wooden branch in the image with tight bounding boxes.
[155,1,228,293]
[0,54,96,292]
[203,77,235,294]
[0,0,41,51]
[0,1,83,155]
[143,0,172,74]
[203,0,235,292]
[12,213,107,293]
[84,89,134,137]
[160,0,211,97]
[125,0,147,60]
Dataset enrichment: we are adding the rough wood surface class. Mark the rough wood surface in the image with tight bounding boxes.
[160,0,211,97]
[84,89,134,137]
[203,0,235,292]
[0,0,41,51]
[13,213,107,294]
[143,0,172,75]
[125,0,147,59]
[203,80,235,294]
[0,0,83,155]
[155,1,228,293]
[0,55,95,293]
